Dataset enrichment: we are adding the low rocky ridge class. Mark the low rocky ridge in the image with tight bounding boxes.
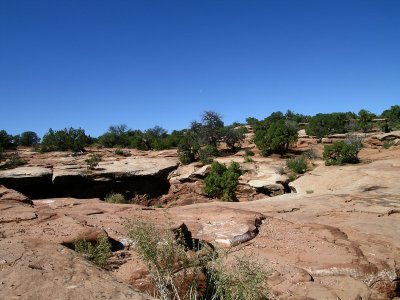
[1,140,400,299]
[0,151,180,199]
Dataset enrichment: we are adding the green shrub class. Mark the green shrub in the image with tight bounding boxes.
[203,161,241,201]
[0,130,15,150]
[243,156,254,163]
[275,165,285,175]
[126,219,198,299]
[41,127,89,152]
[74,235,112,268]
[114,148,124,156]
[208,253,270,300]
[199,145,219,164]
[17,131,41,146]
[85,153,102,170]
[0,152,27,170]
[382,140,395,149]
[253,116,298,156]
[104,193,128,204]
[305,112,355,137]
[286,157,307,174]
[126,218,270,300]
[244,149,255,156]
[323,139,362,166]
[178,134,200,165]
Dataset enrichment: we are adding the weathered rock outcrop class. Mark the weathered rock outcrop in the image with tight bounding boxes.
[0,157,179,199]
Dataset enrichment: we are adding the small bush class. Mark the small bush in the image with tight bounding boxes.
[0,152,27,170]
[244,149,255,156]
[286,157,307,174]
[203,161,241,201]
[199,145,219,164]
[74,235,112,268]
[85,153,102,170]
[114,148,124,155]
[41,127,89,152]
[104,193,128,204]
[208,253,270,300]
[382,140,395,149]
[126,219,200,299]
[126,218,270,300]
[323,139,362,166]
[275,165,285,175]
[243,156,253,163]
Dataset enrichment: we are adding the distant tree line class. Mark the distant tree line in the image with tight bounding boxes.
[1,105,399,163]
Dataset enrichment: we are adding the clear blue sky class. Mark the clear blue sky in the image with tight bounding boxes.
[1,0,399,138]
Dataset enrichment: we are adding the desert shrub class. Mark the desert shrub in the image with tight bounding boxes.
[244,149,255,156]
[41,127,89,152]
[0,130,15,150]
[199,145,219,164]
[207,253,270,300]
[17,131,41,146]
[178,134,200,165]
[104,193,128,204]
[0,148,3,161]
[126,219,200,299]
[203,161,241,201]
[275,165,285,175]
[381,105,400,131]
[253,114,298,156]
[243,156,253,163]
[74,235,112,268]
[382,140,395,149]
[303,148,319,159]
[305,112,355,138]
[357,109,375,133]
[323,139,362,166]
[98,124,130,148]
[223,127,245,152]
[114,148,124,155]
[0,152,27,170]
[286,157,307,174]
[126,218,270,300]
[85,153,102,170]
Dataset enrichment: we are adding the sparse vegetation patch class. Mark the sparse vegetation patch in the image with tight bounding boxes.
[74,235,112,268]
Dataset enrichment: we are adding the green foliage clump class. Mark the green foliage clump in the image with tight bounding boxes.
[323,138,362,166]
[199,145,219,164]
[85,153,102,170]
[74,235,112,268]
[306,112,356,138]
[177,133,200,165]
[203,161,241,201]
[114,148,124,155]
[0,152,27,170]
[17,131,41,146]
[381,105,400,131]
[223,127,245,152]
[41,127,89,152]
[0,130,15,150]
[243,156,254,163]
[357,109,375,133]
[126,218,270,300]
[104,193,128,204]
[286,157,307,174]
[208,253,270,300]
[244,149,255,156]
[382,140,395,149]
[253,112,298,156]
